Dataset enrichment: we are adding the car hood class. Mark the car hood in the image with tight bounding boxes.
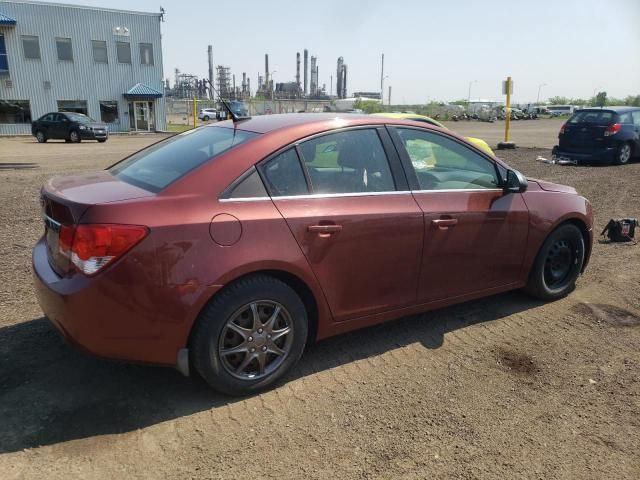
[530,178,577,194]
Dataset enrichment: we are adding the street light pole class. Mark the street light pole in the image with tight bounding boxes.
[467,80,477,105]
[537,83,547,104]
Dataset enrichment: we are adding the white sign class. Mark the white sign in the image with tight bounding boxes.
[113,26,130,37]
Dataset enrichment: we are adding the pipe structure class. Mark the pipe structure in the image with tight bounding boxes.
[207,45,214,100]
[296,52,301,91]
[303,49,309,95]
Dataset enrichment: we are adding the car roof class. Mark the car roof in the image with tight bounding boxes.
[371,112,446,128]
[577,106,639,113]
[214,113,396,134]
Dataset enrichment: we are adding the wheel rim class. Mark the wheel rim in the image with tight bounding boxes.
[619,145,631,163]
[36,132,44,142]
[543,239,575,288]
[70,132,78,142]
[218,300,294,380]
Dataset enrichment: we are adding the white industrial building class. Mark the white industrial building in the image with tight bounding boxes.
[0,0,166,135]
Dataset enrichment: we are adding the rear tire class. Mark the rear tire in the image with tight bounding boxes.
[613,142,632,165]
[191,275,308,396]
[35,131,47,143]
[203,115,210,121]
[525,224,585,301]
[69,130,81,143]
[97,139,107,143]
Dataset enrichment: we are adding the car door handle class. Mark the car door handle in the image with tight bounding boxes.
[432,218,458,229]
[308,224,343,234]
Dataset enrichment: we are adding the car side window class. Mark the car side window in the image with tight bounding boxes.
[298,129,396,194]
[227,167,268,199]
[396,128,500,191]
[261,148,309,197]
[633,111,640,128]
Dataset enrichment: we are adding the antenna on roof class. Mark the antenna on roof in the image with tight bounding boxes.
[204,78,250,123]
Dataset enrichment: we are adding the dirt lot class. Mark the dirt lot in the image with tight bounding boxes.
[0,127,639,479]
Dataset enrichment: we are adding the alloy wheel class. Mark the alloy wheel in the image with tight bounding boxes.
[619,144,631,164]
[70,131,79,143]
[218,300,294,380]
[36,131,45,143]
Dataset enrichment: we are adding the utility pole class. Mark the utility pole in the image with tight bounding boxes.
[380,53,384,103]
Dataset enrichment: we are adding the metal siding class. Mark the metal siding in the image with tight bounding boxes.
[0,0,165,134]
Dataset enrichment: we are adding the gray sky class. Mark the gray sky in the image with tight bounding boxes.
[37,0,640,103]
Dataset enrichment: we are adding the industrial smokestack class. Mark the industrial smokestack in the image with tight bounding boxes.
[336,57,343,99]
[296,52,301,90]
[310,56,316,95]
[242,72,247,95]
[247,77,251,97]
[303,49,308,95]
[207,45,214,100]
[232,74,236,99]
[264,54,269,91]
[343,64,347,99]
[316,65,319,94]
[380,53,384,103]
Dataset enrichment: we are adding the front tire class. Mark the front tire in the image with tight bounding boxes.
[97,139,107,143]
[191,275,308,396]
[35,131,47,143]
[613,143,632,165]
[525,224,585,300]
[203,115,210,121]
[69,130,81,143]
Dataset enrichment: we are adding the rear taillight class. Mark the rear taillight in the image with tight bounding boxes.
[604,123,621,136]
[58,224,148,275]
[559,123,566,134]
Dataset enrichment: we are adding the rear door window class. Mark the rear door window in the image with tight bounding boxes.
[298,129,396,194]
[261,148,309,197]
[110,126,259,191]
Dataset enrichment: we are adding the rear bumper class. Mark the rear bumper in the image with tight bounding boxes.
[32,237,217,366]
[552,145,616,164]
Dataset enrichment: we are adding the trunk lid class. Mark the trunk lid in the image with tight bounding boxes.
[559,110,618,152]
[40,171,154,275]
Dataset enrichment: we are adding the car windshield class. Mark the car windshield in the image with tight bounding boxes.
[109,126,259,192]
[65,113,95,123]
[568,110,617,125]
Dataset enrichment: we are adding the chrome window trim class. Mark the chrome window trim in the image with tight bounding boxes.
[412,188,503,194]
[220,188,505,202]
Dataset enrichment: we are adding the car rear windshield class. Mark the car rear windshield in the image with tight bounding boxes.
[109,126,259,192]
[568,110,618,125]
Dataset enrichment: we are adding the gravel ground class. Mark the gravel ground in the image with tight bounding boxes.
[0,130,639,479]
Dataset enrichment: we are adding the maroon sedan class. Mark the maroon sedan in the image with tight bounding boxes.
[33,114,593,395]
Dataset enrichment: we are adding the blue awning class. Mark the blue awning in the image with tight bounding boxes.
[0,12,17,26]
[123,83,163,99]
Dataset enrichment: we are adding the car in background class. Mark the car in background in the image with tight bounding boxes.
[31,112,109,143]
[371,112,495,155]
[553,107,640,165]
[33,113,593,395]
[198,108,217,121]
[216,101,249,120]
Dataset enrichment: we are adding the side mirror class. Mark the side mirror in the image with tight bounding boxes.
[505,169,528,193]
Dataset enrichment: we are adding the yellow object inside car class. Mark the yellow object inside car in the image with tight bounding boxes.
[370,112,495,156]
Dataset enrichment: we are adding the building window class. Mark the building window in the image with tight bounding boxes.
[0,33,8,73]
[99,101,119,123]
[0,100,32,124]
[139,43,154,65]
[57,100,88,115]
[56,37,73,61]
[116,41,131,64]
[92,40,108,63]
[22,36,41,60]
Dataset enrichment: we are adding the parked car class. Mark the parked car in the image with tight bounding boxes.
[371,112,495,155]
[198,108,217,121]
[216,100,249,120]
[33,113,593,395]
[31,112,109,143]
[553,107,640,165]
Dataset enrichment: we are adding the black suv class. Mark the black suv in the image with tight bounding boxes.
[553,107,640,165]
[31,112,109,143]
